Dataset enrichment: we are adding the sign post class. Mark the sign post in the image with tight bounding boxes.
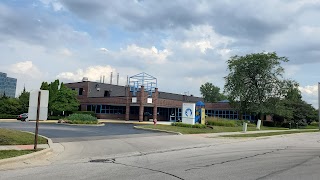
[34,91,41,150]
[28,90,49,150]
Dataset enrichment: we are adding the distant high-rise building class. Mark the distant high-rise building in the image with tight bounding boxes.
[0,72,17,98]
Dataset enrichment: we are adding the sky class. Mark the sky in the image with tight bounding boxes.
[0,0,319,108]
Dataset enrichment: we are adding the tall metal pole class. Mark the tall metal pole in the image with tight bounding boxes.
[318,82,320,130]
[34,91,41,150]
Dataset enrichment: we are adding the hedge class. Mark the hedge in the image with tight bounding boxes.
[0,114,17,119]
[64,114,98,124]
[171,122,206,129]
[47,116,62,120]
[72,111,96,117]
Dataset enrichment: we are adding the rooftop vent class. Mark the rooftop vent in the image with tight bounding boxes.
[82,77,89,82]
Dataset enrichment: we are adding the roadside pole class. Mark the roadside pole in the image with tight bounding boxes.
[34,91,41,150]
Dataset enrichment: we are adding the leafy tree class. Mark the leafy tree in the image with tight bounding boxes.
[200,82,226,103]
[40,80,79,115]
[40,82,49,90]
[272,82,317,126]
[18,87,30,113]
[0,97,20,115]
[224,52,289,121]
[51,83,79,113]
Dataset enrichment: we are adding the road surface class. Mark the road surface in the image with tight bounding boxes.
[1,129,320,180]
[0,122,167,142]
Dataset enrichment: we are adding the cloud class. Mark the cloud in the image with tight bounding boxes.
[57,65,116,82]
[99,48,108,52]
[60,48,73,56]
[9,61,42,78]
[299,84,319,108]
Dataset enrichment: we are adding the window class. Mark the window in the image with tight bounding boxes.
[79,88,83,95]
[104,91,110,97]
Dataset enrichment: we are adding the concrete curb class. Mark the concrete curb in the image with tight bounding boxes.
[216,130,319,139]
[134,126,182,135]
[0,134,53,166]
[55,123,105,127]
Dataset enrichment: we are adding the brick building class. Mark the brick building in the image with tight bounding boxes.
[65,73,254,121]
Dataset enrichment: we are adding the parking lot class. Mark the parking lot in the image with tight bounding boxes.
[0,121,168,142]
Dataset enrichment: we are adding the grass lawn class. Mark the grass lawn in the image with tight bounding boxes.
[0,150,39,160]
[140,125,289,134]
[221,130,320,138]
[0,128,47,145]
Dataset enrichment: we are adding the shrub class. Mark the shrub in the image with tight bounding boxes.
[171,122,206,129]
[72,111,96,117]
[0,114,17,119]
[64,114,98,124]
[206,120,237,127]
[47,116,62,120]
[310,121,318,126]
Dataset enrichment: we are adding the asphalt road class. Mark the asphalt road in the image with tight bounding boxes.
[1,131,320,180]
[0,122,167,142]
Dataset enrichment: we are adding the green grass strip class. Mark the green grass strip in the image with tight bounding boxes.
[141,125,289,134]
[0,150,37,160]
[0,128,47,145]
[221,130,319,138]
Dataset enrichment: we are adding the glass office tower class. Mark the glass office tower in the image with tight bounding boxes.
[0,72,17,98]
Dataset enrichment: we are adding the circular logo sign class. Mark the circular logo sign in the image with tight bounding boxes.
[185,108,192,117]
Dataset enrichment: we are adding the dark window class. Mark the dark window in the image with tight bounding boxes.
[96,105,101,113]
[79,88,83,95]
[72,88,75,91]
[87,105,92,111]
[104,91,110,97]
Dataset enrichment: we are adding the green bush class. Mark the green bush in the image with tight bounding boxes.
[47,116,62,120]
[171,122,206,129]
[72,111,96,117]
[68,120,98,124]
[0,114,17,119]
[310,121,318,126]
[64,113,98,124]
[206,120,236,127]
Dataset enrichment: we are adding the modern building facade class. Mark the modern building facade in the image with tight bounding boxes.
[65,73,255,121]
[0,72,17,98]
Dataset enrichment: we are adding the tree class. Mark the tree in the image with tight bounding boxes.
[40,80,79,115]
[200,82,226,103]
[0,97,20,115]
[51,83,79,113]
[224,52,289,121]
[18,87,30,113]
[40,82,49,90]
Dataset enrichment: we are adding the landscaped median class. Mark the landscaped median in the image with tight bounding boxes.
[135,118,319,136]
[0,128,48,160]
[58,113,103,126]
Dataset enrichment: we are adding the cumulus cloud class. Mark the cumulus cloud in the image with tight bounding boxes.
[9,61,42,78]
[99,48,108,52]
[57,65,116,82]
[299,84,319,108]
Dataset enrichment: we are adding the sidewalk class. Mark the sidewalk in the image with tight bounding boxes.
[0,144,49,150]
